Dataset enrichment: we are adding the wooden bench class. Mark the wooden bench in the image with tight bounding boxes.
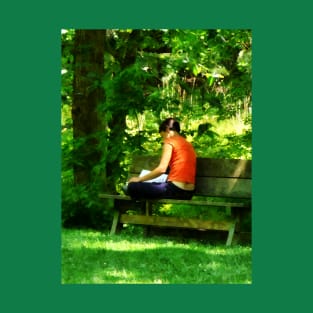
[99,156,251,245]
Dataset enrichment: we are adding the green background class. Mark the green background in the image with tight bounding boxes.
[1,0,312,312]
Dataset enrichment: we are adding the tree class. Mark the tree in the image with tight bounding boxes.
[61,30,109,227]
[72,30,106,186]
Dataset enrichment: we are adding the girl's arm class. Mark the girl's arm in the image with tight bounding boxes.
[128,143,172,182]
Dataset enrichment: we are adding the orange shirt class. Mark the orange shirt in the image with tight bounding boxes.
[164,135,196,184]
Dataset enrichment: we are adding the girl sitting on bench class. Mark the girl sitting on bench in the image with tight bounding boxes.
[125,117,196,200]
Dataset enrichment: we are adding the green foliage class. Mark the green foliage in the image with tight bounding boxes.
[62,167,113,229]
[156,202,231,221]
[61,119,112,228]
[193,128,252,159]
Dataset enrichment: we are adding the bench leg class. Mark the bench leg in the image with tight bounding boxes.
[110,210,121,235]
[143,201,152,237]
[226,222,236,246]
[110,200,146,235]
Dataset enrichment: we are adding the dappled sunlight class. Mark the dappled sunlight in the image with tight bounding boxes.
[62,229,252,284]
[63,231,251,255]
[62,229,251,256]
[104,268,137,282]
[224,159,251,197]
[215,117,251,137]
[232,159,248,177]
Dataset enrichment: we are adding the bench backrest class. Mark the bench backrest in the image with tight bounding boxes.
[129,156,252,199]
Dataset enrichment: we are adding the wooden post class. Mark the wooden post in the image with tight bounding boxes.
[144,201,152,236]
[225,206,231,216]
[110,210,120,235]
[145,201,152,215]
[226,222,236,246]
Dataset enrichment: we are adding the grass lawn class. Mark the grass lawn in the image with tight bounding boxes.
[61,228,252,284]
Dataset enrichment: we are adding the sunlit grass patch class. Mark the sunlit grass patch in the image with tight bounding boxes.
[61,228,252,284]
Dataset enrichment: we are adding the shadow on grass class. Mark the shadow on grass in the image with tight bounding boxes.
[62,231,252,284]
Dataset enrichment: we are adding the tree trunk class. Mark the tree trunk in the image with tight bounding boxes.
[72,30,105,186]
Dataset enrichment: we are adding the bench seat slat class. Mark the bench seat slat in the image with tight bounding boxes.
[98,193,249,208]
[155,199,248,207]
[99,194,131,200]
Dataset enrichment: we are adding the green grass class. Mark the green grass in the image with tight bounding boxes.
[61,228,252,284]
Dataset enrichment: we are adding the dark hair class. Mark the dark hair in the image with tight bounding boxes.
[159,118,181,133]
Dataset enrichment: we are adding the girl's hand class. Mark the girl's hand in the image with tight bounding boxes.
[128,176,141,183]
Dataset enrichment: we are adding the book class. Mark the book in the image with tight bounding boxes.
[139,169,168,183]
